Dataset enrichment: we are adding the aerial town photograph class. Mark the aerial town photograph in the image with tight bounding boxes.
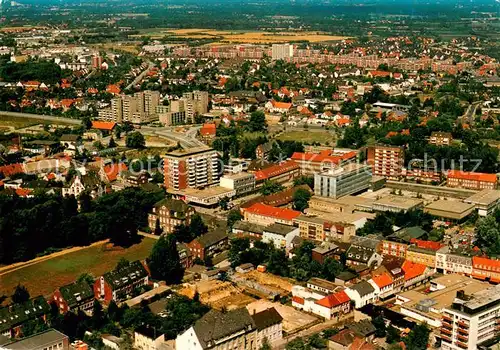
[0,0,499,349]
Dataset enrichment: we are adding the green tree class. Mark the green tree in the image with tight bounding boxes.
[260,338,272,350]
[286,338,310,350]
[116,258,130,270]
[148,235,184,284]
[126,131,146,149]
[386,325,401,344]
[372,315,386,337]
[12,284,30,304]
[227,210,243,229]
[219,197,230,210]
[173,224,193,243]
[91,300,105,329]
[189,214,208,237]
[108,137,117,148]
[404,323,430,350]
[260,180,284,195]
[293,176,314,189]
[76,273,94,286]
[475,216,500,256]
[247,111,267,132]
[292,188,311,212]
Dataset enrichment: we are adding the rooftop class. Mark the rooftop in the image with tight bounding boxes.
[172,186,235,199]
[447,170,497,183]
[308,277,338,291]
[464,189,500,206]
[373,195,423,211]
[245,203,301,221]
[424,200,475,214]
[165,147,215,158]
[1,329,68,350]
[263,223,297,236]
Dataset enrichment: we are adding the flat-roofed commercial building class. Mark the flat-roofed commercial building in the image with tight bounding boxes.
[372,195,423,213]
[170,186,236,207]
[463,189,500,216]
[314,163,372,199]
[424,200,475,221]
[220,173,256,196]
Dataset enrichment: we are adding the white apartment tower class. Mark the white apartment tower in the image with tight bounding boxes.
[441,286,500,350]
[272,44,294,61]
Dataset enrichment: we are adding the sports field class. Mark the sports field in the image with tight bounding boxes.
[0,238,155,300]
[276,130,334,145]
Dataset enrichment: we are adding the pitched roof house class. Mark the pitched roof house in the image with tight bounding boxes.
[187,229,229,261]
[0,296,51,338]
[52,280,95,315]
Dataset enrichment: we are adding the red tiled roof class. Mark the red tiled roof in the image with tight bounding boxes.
[402,260,427,281]
[292,296,305,305]
[200,123,216,136]
[103,163,128,182]
[473,256,500,272]
[271,100,292,109]
[254,160,299,181]
[46,173,56,180]
[447,170,497,183]
[410,239,444,251]
[371,273,393,288]
[245,202,301,221]
[315,290,350,308]
[0,163,24,177]
[106,84,121,95]
[91,121,116,131]
[15,188,32,197]
[369,71,391,77]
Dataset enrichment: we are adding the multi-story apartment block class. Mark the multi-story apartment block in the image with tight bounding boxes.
[293,215,356,243]
[148,198,196,234]
[447,170,497,190]
[290,149,357,176]
[98,90,160,124]
[367,145,404,180]
[314,163,372,199]
[157,90,209,125]
[220,173,256,196]
[441,286,500,350]
[271,44,294,61]
[52,280,95,315]
[163,147,220,191]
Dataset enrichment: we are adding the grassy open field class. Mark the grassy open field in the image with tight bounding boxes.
[0,115,74,129]
[276,130,334,145]
[131,28,349,44]
[0,238,156,299]
[93,43,140,55]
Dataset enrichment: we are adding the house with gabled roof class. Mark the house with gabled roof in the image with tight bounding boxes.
[251,307,283,348]
[187,229,229,261]
[52,280,95,315]
[0,296,51,338]
[148,198,196,234]
[176,308,258,350]
[93,260,149,303]
[62,172,105,199]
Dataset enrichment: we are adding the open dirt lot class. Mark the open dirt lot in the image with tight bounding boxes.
[237,270,294,294]
[179,280,256,311]
[246,300,318,334]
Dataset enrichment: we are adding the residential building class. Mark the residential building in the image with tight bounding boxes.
[220,173,256,196]
[290,149,358,176]
[148,198,196,234]
[251,308,283,348]
[60,134,83,156]
[173,186,236,207]
[447,170,497,190]
[176,308,258,349]
[471,256,500,283]
[255,142,273,160]
[133,325,165,350]
[435,246,477,276]
[199,123,217,144]
[187,229,229,261]
[313,290,351,320]
[346,236,382,269]
[262,223,299,250]
[232,221,266,240]
[311,243,342,264]
[158,91,208,125]
[429,131,453,146]
[291,284,351,320]
[243,203,301,226]
[62,173,105,199]
[441,285,500,350]
[368,273,394,299]
[406,239,444,268]
[265,100,292,114]
[381,226,427,258]
[401,260,434,290]
[0,296,51,338]
[272,44,293,60]
[307,277,338,294]
[367,145,404,179]
[314,163,372,199]
[163,147,220,191]
[0,329,69,350]
[98,90,161,124]
[253,160,300,186]
[293,215,356,243]
[52,281,95,315]
[93,260,149,303]
[396,274,487,329]
[344,281,377,308]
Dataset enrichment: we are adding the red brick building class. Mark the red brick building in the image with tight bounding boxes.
[52,280,95,315]
[93,260,149,303]
[187,229,229,261]
[367,145,404,180]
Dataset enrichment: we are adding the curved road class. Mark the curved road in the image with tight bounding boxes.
[141,125,205,148]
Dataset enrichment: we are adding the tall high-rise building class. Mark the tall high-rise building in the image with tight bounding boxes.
[157,90,209,125]
[164,147,220,191]
[272,44,294,61]
[97,90,160,124]
[367,145,404,180]
[314,163,372,199]
[441,285,500,350]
